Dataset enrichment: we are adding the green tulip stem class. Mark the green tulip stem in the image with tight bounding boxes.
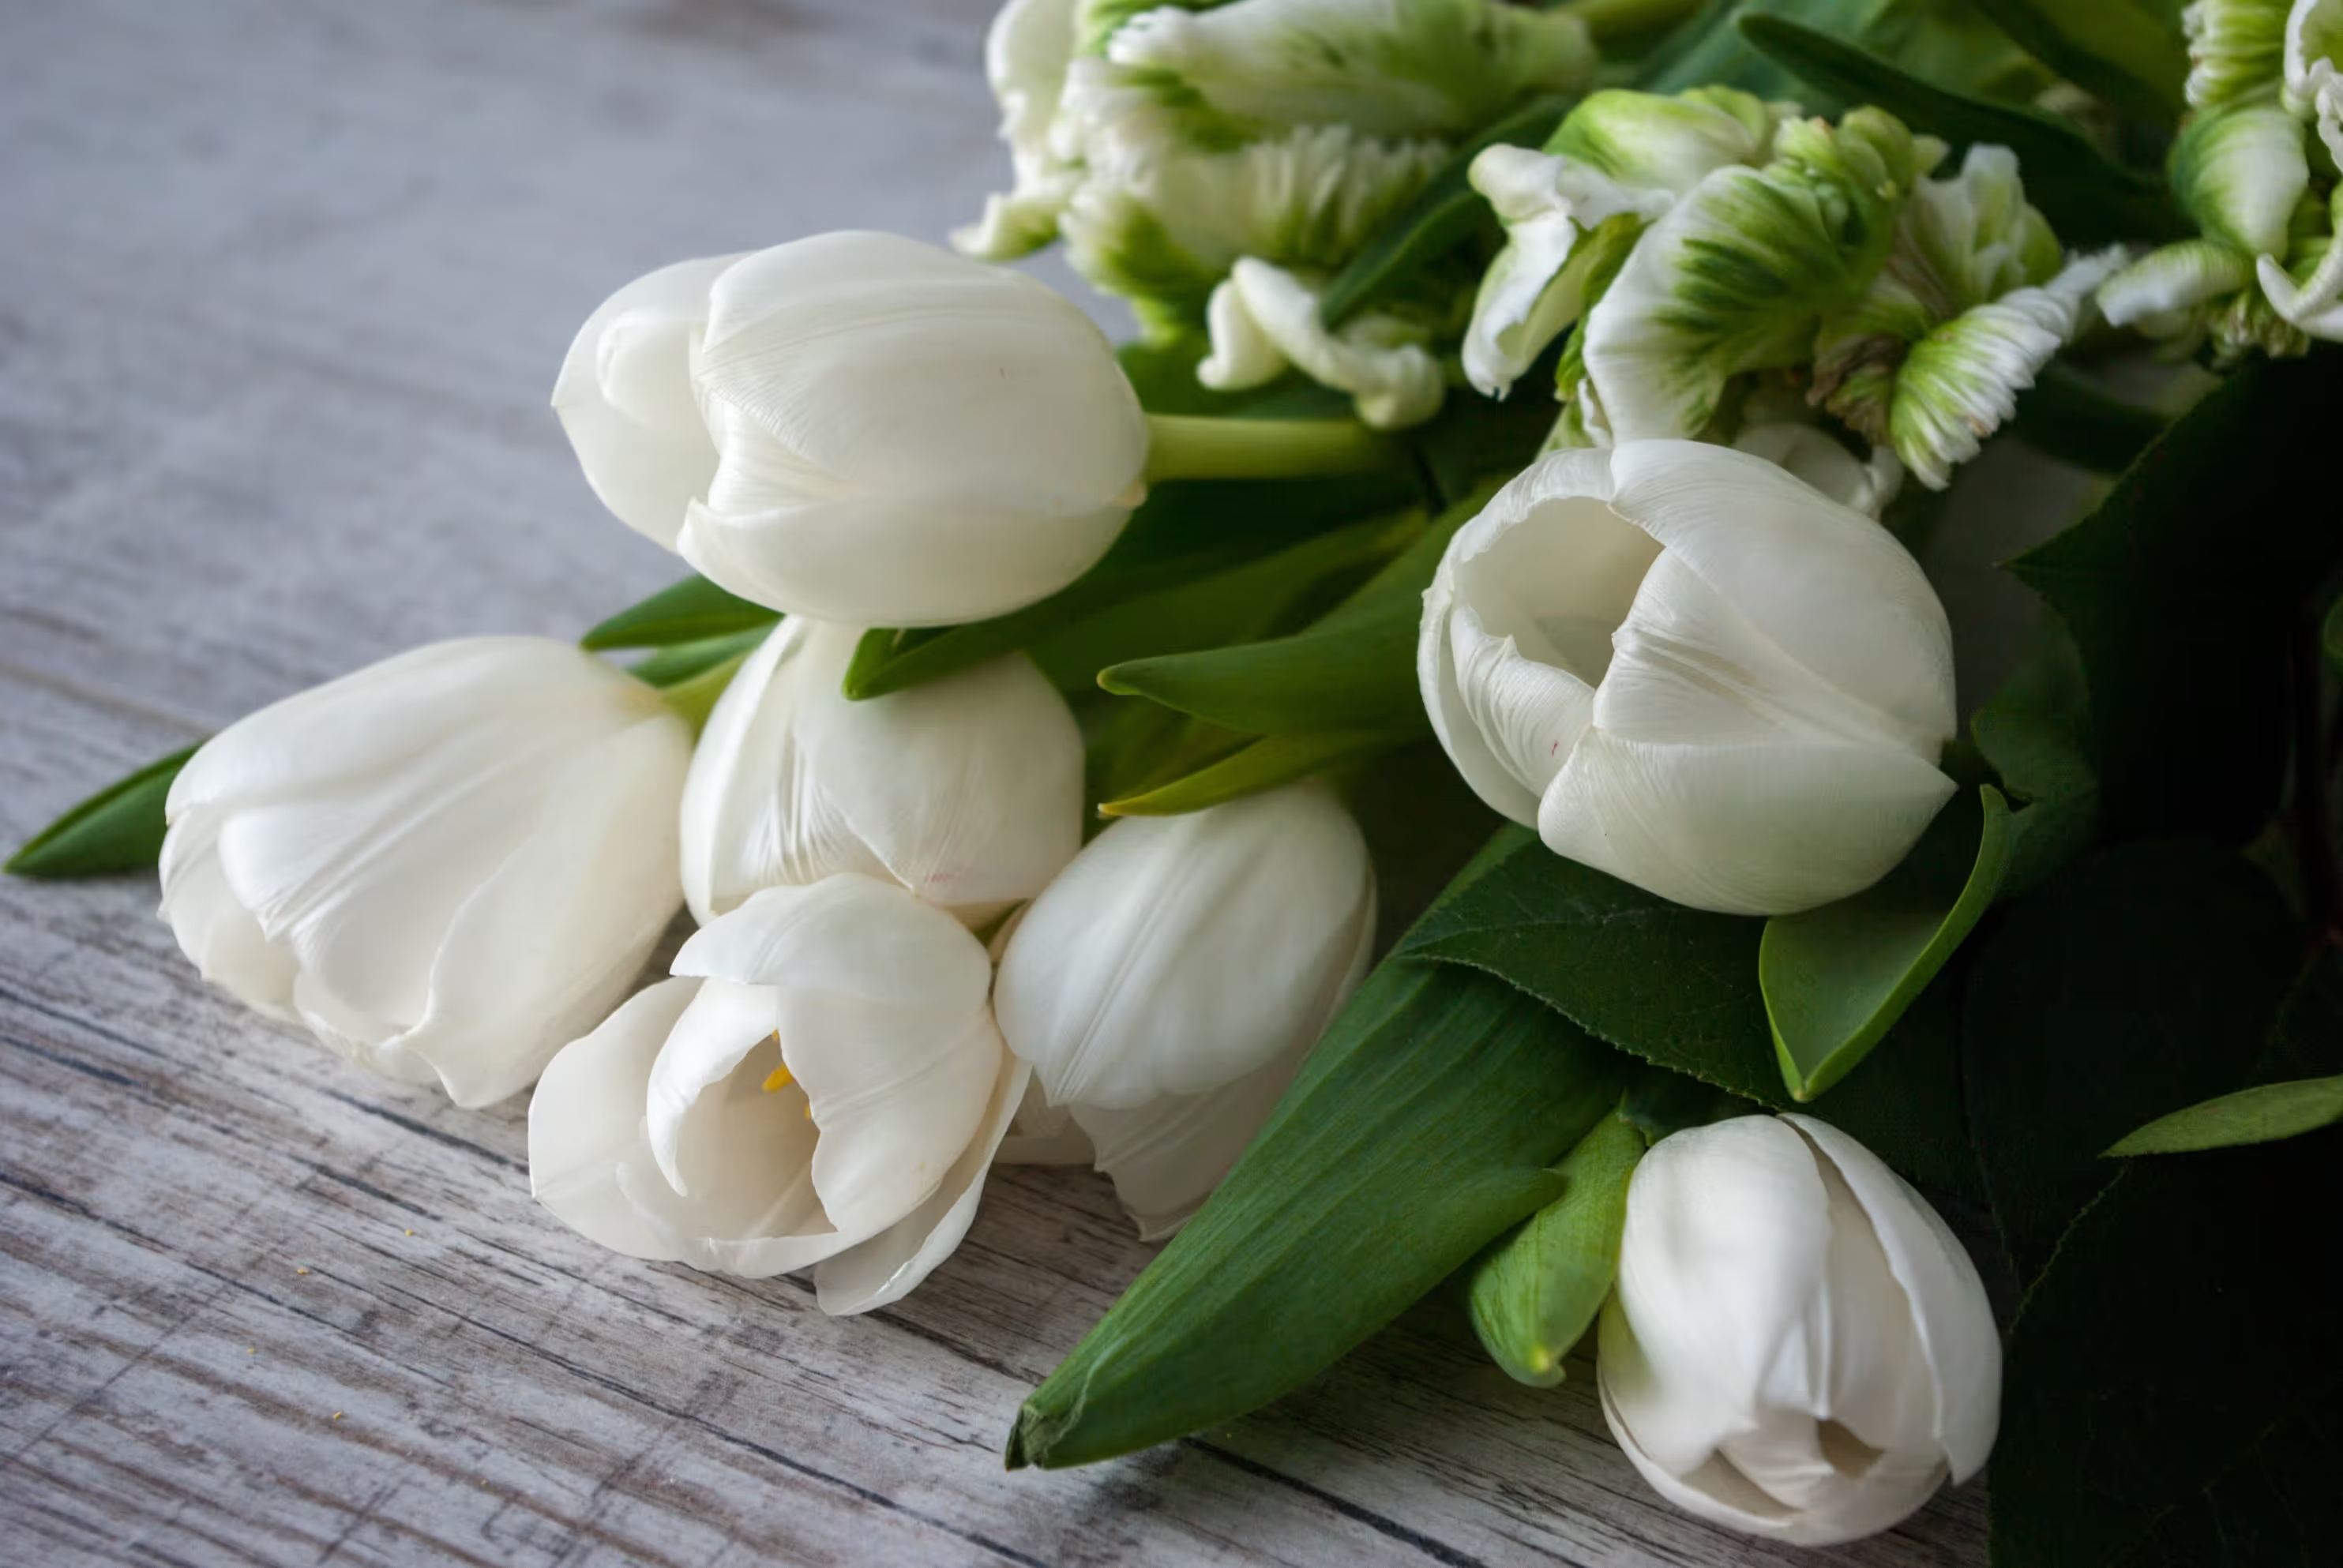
[655,651,749,739]
[1143,414,1395,484]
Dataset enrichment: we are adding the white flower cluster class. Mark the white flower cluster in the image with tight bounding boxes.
[2100,0,2343,354]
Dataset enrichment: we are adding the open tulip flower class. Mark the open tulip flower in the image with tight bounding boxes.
[993,785,1376,1236]
[1418,440,1957,915]
[159,638,691,1108]
[1598,1115,1999,1547]
[680,618,1083,926]
[528,874,1025,1315]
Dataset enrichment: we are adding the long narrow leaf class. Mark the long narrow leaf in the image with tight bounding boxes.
[8,744,201,880]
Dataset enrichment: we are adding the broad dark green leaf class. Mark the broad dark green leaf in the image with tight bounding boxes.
[1971,0,2188,126]
[1466,1111,1646,1387]
[1399,830,1979,1196]
[1761,786,2014,1103]
[1992,1127,2343,1563]
[7,744,201,880]
[2010,354,2343,843]
[1962,842,2304,1289]
[1970,625,2099,891]
[1005,959,1630,1469]
[2108,951,2343,1154]
[580,575,776,651]
[624,625,774,689]
[1317,95,1571,332]
[2007,362,2172,475]
[1098,730,1408,816]
[843,467,1419,700]
[1740,16,2179,247]
[1638,0,2048,106]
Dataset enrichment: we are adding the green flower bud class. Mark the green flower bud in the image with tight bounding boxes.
[2185,0,2292,110]
[1466,1113,1646,1388]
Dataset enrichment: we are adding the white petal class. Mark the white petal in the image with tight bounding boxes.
[1788,1116,2000,1482]
[994,784,1374,1109]
[552,255,735,549]
[2175,104,2309,257]
[1418,572,1548,827]
[1075,1036,1308,1240]
[158,811,299,1020]
[1730,424,1900,520]
[814,1056,1031,1315]
[954,0,1080,259]
[681,620,1081,925]
[2257,246,2343,338]
[2098,238,2255,327]
[528,978,698,1262]
[1200,259,1444,430]
[1541,730,1955,915]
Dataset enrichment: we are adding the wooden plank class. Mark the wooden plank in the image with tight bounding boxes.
[0,2,1990,1562]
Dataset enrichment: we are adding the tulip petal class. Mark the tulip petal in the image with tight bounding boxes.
[552,254,734,549]
[1199,259,1444,430]
[814,1057,1031,1315]
[1074,1036,1309,1240]
[158,812,300,1020]
[994,786,1375,1110]
[1788,1115,2000,1482]
[529,977,698,1263]
[952,0,1080,260]
[1730,424,1902,520]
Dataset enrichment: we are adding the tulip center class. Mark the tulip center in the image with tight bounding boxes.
[1459,497,1660,686]
[757,1036,812,1120]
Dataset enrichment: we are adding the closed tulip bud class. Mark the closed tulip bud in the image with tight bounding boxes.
[528,875,1025,1314]
[159,638,691,1107]
[554,231,1149,628]
[1598,1115,1999,1547]
[1418,441,1956,916]
[680,619,1083,927]
[993,784,1375,1236]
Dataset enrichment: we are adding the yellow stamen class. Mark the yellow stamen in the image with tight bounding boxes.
[761,1064,795,1094]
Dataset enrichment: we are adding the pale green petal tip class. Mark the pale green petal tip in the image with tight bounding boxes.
[2099,238,2257,328]
[2173,103,2311,255]
[1545,87,1793,194]
[2185,0,2294,110]
[1201,258,1444,430]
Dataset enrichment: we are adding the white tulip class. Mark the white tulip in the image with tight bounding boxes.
[159,638,690,1108]
[1599,1115,1999,1547]
[1199,257,1446,430]
[554,231,1149,628]
[528,875,1026,1313]
[1417,441,1956,916]
[993,785,1376,1237]
[680,619,1082,927]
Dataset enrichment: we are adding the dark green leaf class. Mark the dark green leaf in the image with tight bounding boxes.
[1317,95,1572,332]
[1102,599,1425,735]
[1398,830,1979,1196]
[1738,15,2181,246]
[624,626,774,689]
[1971,625,2100,891]
[8,745,201,880]
[1761,786,2014,1103]
[1962,842,2304,1289]
[580,576,777,651]
[2010,354,2343,843]
[1098,730,1409,816]
[1638,0,2049,106]
[1005,959,1630,1469]
[1971,0,2188,126]
[2322,591,2343,676]
[843,467,1419,700]
[2007,361,2172,475]
[1404,369,1568,509]
[1992,1127,2343,1562]
[1466,1111,1646,1387]
[2108,951,2343,1154]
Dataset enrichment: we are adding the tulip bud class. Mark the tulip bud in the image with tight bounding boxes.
[1417,441,1956,915]
[159,638,691,1107]
[1598,1115,1999,1547]
[993,784,1376,1236]
[2185,0,2290,111]
[554,231,1149,628]
[528,875,1026,1313]
[680,619,1083,927]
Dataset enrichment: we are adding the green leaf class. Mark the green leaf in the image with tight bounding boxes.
[2322,592,2343,677]
[1991,1123,2343,1562]
[1738,15,2182,247]
[1761,786,2014,1103]
[2007,362,2172,476]
[1398,829,1980,1197]
[1465,1111,1646,1387]
[1970,0,2188,127]
[843,467,1418,700]
[1970,625,2100,891]
[8,744,201,880]
[2010,354,2343,844]
[1317,94,1572,332]
[2108,951,2343,1154]
[1005,958,1631,1469]
[1098,730,1408,816]
[623,625,774,689]
[1962,842,2304,1290]
[1102,598,1424,735]
[1638,0,2049,106]
[580,575,778,652]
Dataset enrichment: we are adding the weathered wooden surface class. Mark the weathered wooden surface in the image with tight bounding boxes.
[0,2,1993,1562]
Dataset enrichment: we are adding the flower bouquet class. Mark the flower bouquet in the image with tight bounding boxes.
[14,0,2343,1557]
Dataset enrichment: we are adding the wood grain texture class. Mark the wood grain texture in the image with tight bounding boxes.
[0,2,1989,1562]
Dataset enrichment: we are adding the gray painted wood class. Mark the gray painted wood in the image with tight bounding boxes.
[0,3,1991,1562]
